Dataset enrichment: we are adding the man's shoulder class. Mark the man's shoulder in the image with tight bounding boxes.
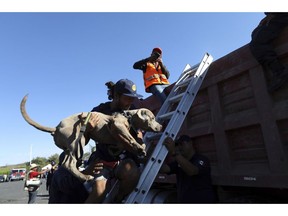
[91,102,111,112]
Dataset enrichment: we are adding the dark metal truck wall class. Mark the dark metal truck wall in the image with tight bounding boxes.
[135,27,288,196]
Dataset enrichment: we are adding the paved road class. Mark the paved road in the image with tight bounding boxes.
[0,179,49,204]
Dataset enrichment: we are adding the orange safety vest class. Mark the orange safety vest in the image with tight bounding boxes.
[143,62,170,92]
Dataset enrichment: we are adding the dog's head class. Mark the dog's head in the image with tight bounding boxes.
[128,108,162,132]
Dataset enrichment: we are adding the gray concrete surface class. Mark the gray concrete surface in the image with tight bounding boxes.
[0,178,48,204]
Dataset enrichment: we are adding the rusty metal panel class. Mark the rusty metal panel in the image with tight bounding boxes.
[137,28,288,189]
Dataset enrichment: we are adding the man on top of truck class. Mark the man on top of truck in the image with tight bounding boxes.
[133,47,170,104]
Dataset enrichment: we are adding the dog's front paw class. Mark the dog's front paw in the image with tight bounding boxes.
[137,146,146,157]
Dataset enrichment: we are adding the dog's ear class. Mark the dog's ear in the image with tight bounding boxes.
[134,109,162,132]
[128,109,143,128]
[136,109,149,121]
[131,109,152,129]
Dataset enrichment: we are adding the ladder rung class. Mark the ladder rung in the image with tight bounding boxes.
[144,132,162,141]
[176,76,194,88]
[169,92,185,103]
[182,63,199,75]
[158,111,175,121]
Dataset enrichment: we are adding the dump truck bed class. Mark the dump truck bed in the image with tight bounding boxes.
[135,27,288,190]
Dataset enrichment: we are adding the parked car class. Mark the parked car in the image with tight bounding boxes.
[0,175,4,182]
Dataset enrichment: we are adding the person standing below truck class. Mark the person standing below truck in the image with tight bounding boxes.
[27,163,48,204]
[46,160,57,194]
[160,135,217,203]
[133,47,170,104]
[249,12,288,92]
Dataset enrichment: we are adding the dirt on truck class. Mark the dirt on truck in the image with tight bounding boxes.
[134,27,288,203]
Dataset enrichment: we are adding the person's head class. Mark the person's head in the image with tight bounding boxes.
[112,79,143,110]
[150,47,162,61]
[50,161,56,169]
[176,135,195,158]
[30,163,39,171]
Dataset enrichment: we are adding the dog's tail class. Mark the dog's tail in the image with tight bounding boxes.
[20,94,56,134]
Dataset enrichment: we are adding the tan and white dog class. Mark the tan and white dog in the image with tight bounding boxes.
[20,95,162,182]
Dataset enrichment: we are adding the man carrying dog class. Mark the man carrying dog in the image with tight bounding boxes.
[85,79,145,203]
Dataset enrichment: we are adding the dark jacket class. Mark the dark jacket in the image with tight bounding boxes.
[48,166,88,204]
[168,153,216,203]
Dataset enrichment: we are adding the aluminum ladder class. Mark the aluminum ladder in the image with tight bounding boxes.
[124,53,213,203]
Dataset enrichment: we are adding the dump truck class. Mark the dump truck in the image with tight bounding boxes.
[133,27,288,203]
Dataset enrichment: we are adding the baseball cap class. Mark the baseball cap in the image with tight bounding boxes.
[114,79,143,98]
[152,47,162,54]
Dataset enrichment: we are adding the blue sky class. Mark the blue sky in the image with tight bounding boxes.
[0,12,266,166]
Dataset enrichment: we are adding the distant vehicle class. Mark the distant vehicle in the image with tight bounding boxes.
[0,175,4,182]
[8,168,26,181]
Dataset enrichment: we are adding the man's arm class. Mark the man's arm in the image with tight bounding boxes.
[159,62,170,79]
[133,58,150,71]
[163,137,198,176]
[156,57,170,79]
[173,154,199,176]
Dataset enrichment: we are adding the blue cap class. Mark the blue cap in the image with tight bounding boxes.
[114,79,143,98]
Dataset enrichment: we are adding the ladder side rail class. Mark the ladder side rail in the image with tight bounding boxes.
[143,53,213,180]
[138,118,180,184]
[146,54,213,159]
[126,53,213,203]
[127,109,183,202]
[126,110,190,203]
[176,54,213,113]
[129,143,171,203]
[125,135,170,203]
[143,64,195,146]
[142,90,200,170]
[126,82,203,203]
[154,64,194,118]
